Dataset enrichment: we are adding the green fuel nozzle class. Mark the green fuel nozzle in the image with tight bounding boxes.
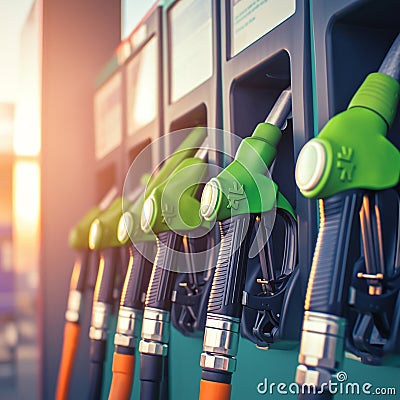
[58,186,118,400]
[118,126,207,245]
[69,207,101,250]
[136,141,210,400]
[69,187,118,249]
[88,196,123,400]
[198,88,297,400]
[296,72,400,199]
[200,88,295,221]
[145,126,207,195]
[294,34,400,396]
[89,198,124,251]
[141,143,209,234]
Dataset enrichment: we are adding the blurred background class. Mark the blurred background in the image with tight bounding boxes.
[3,1,399,399]
[0,1,154,398]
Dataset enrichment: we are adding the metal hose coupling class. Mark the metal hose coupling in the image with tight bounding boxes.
[114,306,143,348]
[200,314,241,374]
[65,290,83,323]
[89,301,110,341]
[139,308,170,357]
[296,311,346,388]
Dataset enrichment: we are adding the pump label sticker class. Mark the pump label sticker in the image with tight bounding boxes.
[94,72,123,160]
[231,0,296,57]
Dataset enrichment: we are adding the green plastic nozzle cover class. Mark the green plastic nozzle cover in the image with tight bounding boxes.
[296,72,400,199]
[89,198,124,250]
[142,157,209,234]
[201,122,295,221]
[119,126,207,244]
[68,207,101,250]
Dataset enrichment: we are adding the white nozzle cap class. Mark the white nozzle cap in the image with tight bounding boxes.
[141,197,155,233]
[200,179,220,220]
[118,212,133,243]
[88,219,101,250]
[295,140,327,192]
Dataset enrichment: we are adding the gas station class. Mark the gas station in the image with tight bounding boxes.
[0,1,399,399]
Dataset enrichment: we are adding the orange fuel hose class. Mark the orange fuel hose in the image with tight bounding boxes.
[108,352,135,400]
[199,379,232,400]
[55,321,81,400]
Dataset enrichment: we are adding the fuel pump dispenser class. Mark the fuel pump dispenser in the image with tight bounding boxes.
[56,208,101,400]
[294,31,400,400]
[107,127,208,400]
[198,88,296,400]
[53,2,400,400]
[87,197,126,400]
[163,0,222,165]
[55,188,117,400]
[123,4,164,191]
[138,142,212,400]
[214,4,318,397]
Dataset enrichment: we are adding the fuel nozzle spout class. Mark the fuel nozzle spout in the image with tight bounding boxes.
[265,87,292,129]
[239,86,292,172]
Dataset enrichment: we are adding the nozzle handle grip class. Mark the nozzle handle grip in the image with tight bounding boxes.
[207,215,255,318]
[145,231,181,310]
[120,243,154,310]
[93,247,118,304]
[305,192,362,315]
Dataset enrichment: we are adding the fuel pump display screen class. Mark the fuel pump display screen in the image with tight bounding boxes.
[230,0,296,57]
[126,36,157,136]
[169,0,213,103]
[94,72,123,160]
